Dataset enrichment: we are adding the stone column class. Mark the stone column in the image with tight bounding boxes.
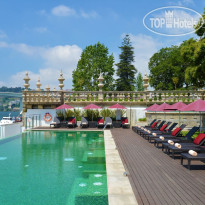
[46,85,50,91]
[58,70,65,90]
[143,73,149,91]
[23,72,30,91]
[36,78,42,91]
[98,73,104,101]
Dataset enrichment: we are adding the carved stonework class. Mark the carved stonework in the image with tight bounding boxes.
[36,78,42,91]
[58,70,65,90]
[143,73,149,91]
[24,72,30,91]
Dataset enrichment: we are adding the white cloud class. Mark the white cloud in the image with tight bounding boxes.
[128,34,162,75]
[34,27,48,33]
[80,10,98,18]
[0,42,82,89]
[51,5,98,18]
[0,30,7,38]
[51,5,76,16]
[169,0,195,6]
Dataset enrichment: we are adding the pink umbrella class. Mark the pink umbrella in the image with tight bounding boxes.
[154,103,171,121]
[55,104,74,109]
[83,104,102,110]
[155,103,171,111]
[164,102,187,111]
[83,104,102,121]
[180,99,205,132]
[164,102,187,126]
[145,103,159,111]
[180,99,205,112]
[108,103,127,109]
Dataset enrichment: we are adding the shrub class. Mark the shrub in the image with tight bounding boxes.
[138,118,146,122]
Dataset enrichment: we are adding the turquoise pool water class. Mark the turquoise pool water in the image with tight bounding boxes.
[0,131,108,205]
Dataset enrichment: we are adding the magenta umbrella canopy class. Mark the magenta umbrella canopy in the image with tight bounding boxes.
[55,104,74,109]
[155,103,171,111]
[164,102,187,111]
[180,99,205,111]
[83,104,102,110]
[145,103,159,111]
[108,103,127,109]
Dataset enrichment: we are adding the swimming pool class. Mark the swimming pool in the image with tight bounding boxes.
[0,131,108,205]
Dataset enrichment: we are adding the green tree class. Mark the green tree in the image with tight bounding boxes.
[180,38,205,89]
[135,72,144,91]
[115,34,137,91]
[148,46,185,90]
[72,42,115,91]
[194,8,205,39]
[172,77,179,90]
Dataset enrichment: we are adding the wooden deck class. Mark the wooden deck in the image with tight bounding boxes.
[111,128,205,205]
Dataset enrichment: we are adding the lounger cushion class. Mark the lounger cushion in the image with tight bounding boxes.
[193,133,205,145]
[69,118,75,124]
[151,121,157,128]
[98,119,104,124]
[122,118,128,124]
[171,127,181,136]
[160,124,167,131]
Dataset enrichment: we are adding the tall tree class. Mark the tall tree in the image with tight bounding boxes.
[148,46,185,90]
[115,34,137,91]
[72,42,115,91]
[194,8,205,39]
[135,72,144,91]
[180,38,205,89]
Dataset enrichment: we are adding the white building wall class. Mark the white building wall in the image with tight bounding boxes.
[26,106,146,127]
[0,123,22,139]
[26,109,57,127]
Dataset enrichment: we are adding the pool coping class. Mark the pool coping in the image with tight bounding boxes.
[104,130,138,205]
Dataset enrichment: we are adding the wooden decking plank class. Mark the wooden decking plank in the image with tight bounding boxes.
[115,134,177,205]
[111,129,205,205]
[114,137,153,205]
[116,136,187,205]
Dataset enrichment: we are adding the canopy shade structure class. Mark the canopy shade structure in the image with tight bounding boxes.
[180,99,205,112]
[180,99,205,132]
[83,104,102,110]
[164,102,187,111]
[108,103,127,109]
[155,103,171,112]
[145,103,159,111]
[55,104,74,109]
[83,104,102,121]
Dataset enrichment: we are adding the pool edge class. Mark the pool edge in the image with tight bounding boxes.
[104,130,138,205]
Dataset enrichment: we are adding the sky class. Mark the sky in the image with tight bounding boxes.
[0,0,204,90]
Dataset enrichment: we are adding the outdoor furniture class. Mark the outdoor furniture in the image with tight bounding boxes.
[146,124,186,142]
[181,151,205,170]
[67,117,77,128]
[140,121,171,138]
[122,117,130,128]
[80,117,89,128]
[113,121,121,128]
[105,117,113,128]
[50,117,61,128]
[168,145,201,159]
[155,126,199,148]
[88,121,97,128]
[166,133,205,159]
[97,117,104,128]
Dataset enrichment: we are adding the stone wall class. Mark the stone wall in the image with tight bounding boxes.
[145,111,205,131]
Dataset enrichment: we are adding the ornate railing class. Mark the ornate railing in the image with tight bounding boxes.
[23,90,205,106]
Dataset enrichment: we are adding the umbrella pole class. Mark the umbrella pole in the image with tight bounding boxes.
[200,111,201,133]
[179,111,180,126]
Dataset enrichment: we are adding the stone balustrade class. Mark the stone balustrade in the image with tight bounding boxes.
[22,90,205,111]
